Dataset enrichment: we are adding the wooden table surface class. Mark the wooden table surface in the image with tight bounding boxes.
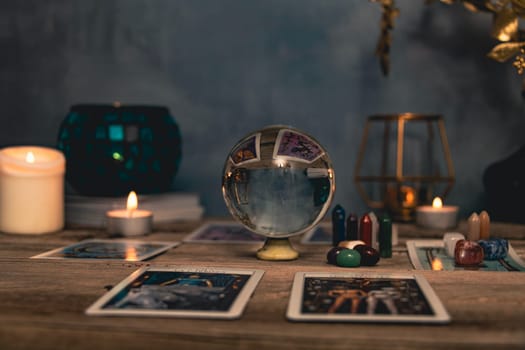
[1,219,525,350]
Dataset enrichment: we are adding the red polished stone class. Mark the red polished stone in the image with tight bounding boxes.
[454,239,484,266]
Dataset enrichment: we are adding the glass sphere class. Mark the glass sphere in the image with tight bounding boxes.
[222,125,335,238]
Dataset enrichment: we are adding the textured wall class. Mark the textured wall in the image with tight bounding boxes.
[1,0,524,220]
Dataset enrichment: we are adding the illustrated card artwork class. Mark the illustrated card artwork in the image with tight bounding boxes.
[287,272,451,323]
[230,133,261,165]
[86,266,264,319]
[31,239,179,261]
[184,222,265,243]
[274,129,324,163]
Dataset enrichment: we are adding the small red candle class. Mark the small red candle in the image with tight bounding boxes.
[359,214,372,246]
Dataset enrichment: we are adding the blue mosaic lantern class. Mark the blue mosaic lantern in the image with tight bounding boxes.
[57,104,182,196]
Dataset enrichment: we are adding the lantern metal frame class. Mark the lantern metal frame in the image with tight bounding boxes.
[353,113,455,221]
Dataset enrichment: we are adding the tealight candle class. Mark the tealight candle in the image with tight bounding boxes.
[415,197,458,229]
[0,146,65,234]
[106,191,153,236]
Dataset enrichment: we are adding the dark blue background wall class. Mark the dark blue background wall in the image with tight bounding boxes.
[1,0,523,220]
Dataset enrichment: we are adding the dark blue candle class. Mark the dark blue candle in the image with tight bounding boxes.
[379,214,392,258]
[346,213,358,241]
[331,204,346,246]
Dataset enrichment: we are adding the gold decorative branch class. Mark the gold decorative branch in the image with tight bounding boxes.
[372,0,400,76]
[373,0,525,75]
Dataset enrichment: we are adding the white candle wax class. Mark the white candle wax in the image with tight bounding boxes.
[0,146,65,234]
[106,191,153,236]
[106,209,153,236]
[415,197,458,230]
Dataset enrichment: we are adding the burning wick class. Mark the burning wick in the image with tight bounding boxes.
[25,151,35,163]
[126,191,138,218]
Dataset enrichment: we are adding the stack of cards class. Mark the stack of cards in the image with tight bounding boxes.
[65,192,204,227]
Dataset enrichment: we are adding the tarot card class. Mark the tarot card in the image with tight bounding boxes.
[287,272,450,323]
[406,240,525,271]
[183,221,265,243]
[300,223,332,244]
[86,266,264,319]
[230,133,261,165]
[31,239,179,261]
[273,129,324,163]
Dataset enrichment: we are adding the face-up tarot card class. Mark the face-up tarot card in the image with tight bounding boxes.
[31,239,179,261]
[230,133,261,165]
[273,129,324,163]
[86,266,264,319]
[287,272,450,323]
[183,222,265,243]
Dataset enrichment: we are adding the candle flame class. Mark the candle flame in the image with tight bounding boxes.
[275,159,286,168]
[431,258,444,271]
[432,197,443,209]
[125,246,138,261]
[401,185,416,207]
[126,191,138,214]
[25,151,35,163]
[405,191,415,205]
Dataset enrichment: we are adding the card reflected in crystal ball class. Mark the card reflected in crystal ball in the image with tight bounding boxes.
[274,129,324,163]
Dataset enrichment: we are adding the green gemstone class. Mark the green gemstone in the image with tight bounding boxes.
[336,249,361,267]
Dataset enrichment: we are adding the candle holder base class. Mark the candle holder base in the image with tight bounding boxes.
[256,237,299,261]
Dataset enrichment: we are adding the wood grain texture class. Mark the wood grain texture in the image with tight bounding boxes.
[1,219,524,350]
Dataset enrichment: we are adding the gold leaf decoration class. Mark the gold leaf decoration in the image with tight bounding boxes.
[487,41,525,62]
[373,0,525,83]
[512,0,525,17]
[491,7,519,41]
[373,0,399,76]
[512,48,525,74]
[462,1,492,12]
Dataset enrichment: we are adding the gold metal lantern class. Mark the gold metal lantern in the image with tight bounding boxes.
[354,113,455,222]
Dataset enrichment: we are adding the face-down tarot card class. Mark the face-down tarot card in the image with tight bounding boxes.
[31,239,179,261]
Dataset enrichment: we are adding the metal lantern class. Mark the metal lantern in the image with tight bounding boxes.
[354,113,455,222]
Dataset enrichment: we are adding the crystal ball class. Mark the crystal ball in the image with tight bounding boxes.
[222,125,335,238]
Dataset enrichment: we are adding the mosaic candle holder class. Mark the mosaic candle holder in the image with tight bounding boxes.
[57,104,182,196]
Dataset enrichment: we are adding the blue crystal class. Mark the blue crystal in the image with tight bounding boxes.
[478,238,508,260]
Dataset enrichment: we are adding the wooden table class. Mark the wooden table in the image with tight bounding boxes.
[1,219,525,350]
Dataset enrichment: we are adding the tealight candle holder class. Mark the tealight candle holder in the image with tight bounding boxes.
[415,197,458,229]
[0,146,65,234]
[106,191,153,236]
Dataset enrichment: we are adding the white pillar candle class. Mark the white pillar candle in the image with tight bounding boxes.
[415,197,459,230]
[0,146,65,234]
